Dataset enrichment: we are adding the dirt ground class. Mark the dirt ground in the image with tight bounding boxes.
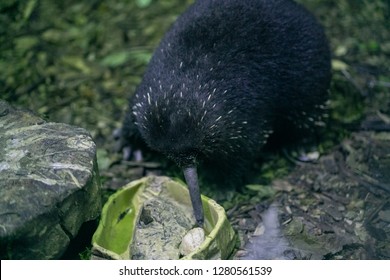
[1,0,389,259]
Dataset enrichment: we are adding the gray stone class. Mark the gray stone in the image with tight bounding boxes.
[179,227,206,256]
[0,100,101,259]
[130,187,196,260]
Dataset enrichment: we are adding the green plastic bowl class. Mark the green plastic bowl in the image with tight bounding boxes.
[91,176,236,260]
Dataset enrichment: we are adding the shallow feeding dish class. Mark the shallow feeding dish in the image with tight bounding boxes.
[91,176,236,260]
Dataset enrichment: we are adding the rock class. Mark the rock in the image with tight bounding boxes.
[130,184,196,260]
[179,227,206,256]
[0,100,101,259]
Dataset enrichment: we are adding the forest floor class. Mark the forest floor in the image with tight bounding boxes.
[1,0,389,259]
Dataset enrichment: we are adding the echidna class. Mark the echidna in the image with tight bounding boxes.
[122,0,331,225]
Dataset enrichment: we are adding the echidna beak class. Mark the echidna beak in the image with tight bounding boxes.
[183,165,204,226]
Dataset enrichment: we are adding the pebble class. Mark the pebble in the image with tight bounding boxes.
[179,227,206,256]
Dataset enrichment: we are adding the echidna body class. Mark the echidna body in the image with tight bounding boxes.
[125,0,331,225]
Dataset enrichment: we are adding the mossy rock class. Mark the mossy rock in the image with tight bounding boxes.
[0,100,101,259]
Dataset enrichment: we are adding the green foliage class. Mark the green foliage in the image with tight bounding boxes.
[100,49,152,67]
[136,0,153,8]
[0,0,192,134]
[79,248,92,260]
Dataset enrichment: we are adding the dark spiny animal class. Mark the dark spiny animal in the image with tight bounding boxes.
[122,0,331,225]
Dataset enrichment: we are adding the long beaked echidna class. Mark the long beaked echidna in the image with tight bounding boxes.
[121,0,331,225]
